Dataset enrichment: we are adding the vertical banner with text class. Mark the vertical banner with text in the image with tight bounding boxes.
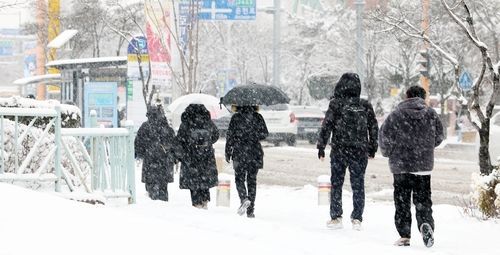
[145,0,172,89]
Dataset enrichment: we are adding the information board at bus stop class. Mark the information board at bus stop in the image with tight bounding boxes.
[84,82,118,128]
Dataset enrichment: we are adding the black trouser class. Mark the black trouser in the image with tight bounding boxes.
[330,154,367,221]
[393,173,434,238]
[145,182,169,201]
[234,162,259,214]
[190,189,210,206]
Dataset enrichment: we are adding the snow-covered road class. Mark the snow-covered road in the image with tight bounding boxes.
[214,140,478,205]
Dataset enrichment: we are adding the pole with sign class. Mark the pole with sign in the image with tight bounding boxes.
[459,71,473,92]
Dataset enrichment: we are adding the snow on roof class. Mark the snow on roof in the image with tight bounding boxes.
[47,30,78,49]
[46,56,127,68]
[12,74,61,86]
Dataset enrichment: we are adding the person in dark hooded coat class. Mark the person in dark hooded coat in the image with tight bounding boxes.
[379,86,444,247]
[135,104,176,201]
[317,72,379,230]
[174,104,219,209]
[225,105,269,218]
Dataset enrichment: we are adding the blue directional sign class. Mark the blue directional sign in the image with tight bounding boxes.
[198,0,256,20]
[459,71,473,92]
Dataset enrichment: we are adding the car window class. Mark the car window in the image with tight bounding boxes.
[292,107,323,116]
[260,104,289,111]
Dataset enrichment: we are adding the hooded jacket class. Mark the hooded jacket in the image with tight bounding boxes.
[174,104,219,190]
[135,105,176,184]
[379,97,444,174]
[317,73,379,157]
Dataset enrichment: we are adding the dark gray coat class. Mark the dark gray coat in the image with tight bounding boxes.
[379,97,444,174]
[174,104,219,190]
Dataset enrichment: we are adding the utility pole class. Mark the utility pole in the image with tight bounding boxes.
[273,0,281,88]
[355,0,365,94]
[420,0,430,97]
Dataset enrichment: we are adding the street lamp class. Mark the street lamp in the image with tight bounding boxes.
[258,0,281,88]
[355,0,365,94]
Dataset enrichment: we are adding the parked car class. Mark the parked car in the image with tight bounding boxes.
[213,114,232,137]
[291,105,324,144]
[489,111,500,164]
[260,104,298,146]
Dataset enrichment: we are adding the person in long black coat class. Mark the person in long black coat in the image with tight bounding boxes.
[135,105,176,201]
[174,104,219,209]
[225,105,269,218]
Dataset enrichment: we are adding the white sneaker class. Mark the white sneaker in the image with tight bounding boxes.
[351,219,362,231]
[237,199,251,216]
[326,217,343,229]
[394,237,410,246]
[420,223,434,248]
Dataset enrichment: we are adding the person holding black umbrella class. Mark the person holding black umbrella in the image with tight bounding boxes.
[174,104,219,209]
[225,105,269,218]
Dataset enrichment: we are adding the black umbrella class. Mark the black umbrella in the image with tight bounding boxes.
[221,83,290,106]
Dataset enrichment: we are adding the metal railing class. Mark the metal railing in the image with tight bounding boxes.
[0,107,136,204]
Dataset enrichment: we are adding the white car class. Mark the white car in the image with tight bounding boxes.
[290,105,324,144]
[489,111,500,164]
[260,104,298,146]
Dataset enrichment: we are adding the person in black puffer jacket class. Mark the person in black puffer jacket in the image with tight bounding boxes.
[174,104,219,209]
[317,72,379,230]
[135,105,176,201]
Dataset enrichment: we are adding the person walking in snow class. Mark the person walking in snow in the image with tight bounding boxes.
[135,104,176,201]
[379,86,444,247]
[317,72,379,230]
[225,105,269,218]
[174,104,219,209]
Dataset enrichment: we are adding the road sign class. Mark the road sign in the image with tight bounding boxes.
[459,71,473,92]
[127,36,150,81]
[198,0,256,20]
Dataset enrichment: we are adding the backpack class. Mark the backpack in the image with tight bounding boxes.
[332,101,368,148]
[189,128,211,147]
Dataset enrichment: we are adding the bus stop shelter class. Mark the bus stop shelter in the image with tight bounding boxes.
[46,56,127,127]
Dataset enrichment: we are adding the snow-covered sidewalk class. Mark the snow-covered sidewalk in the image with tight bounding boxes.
[1,180,498,255]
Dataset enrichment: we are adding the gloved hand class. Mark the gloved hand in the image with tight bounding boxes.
[225,154,231,163]
[318,148,325,159]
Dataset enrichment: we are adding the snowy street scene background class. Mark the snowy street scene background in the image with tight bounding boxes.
[1,0,500,254]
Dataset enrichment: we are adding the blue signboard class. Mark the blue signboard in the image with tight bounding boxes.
[459,71,473,92]
[198,0,256,20]
[0,40,14,56]
[84,82,118,128]
[179,3,194,52]
[127,36,148,55]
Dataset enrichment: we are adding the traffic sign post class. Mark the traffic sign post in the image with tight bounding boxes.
[198,0,256,20]
[459,71,473,92]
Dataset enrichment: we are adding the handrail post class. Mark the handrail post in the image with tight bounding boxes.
[124,120,136,204]
[90,110,98,191]
[54,106,62,192]
[0,115,4,174]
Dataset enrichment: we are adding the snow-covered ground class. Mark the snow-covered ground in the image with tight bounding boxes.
[1,174,498,255]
